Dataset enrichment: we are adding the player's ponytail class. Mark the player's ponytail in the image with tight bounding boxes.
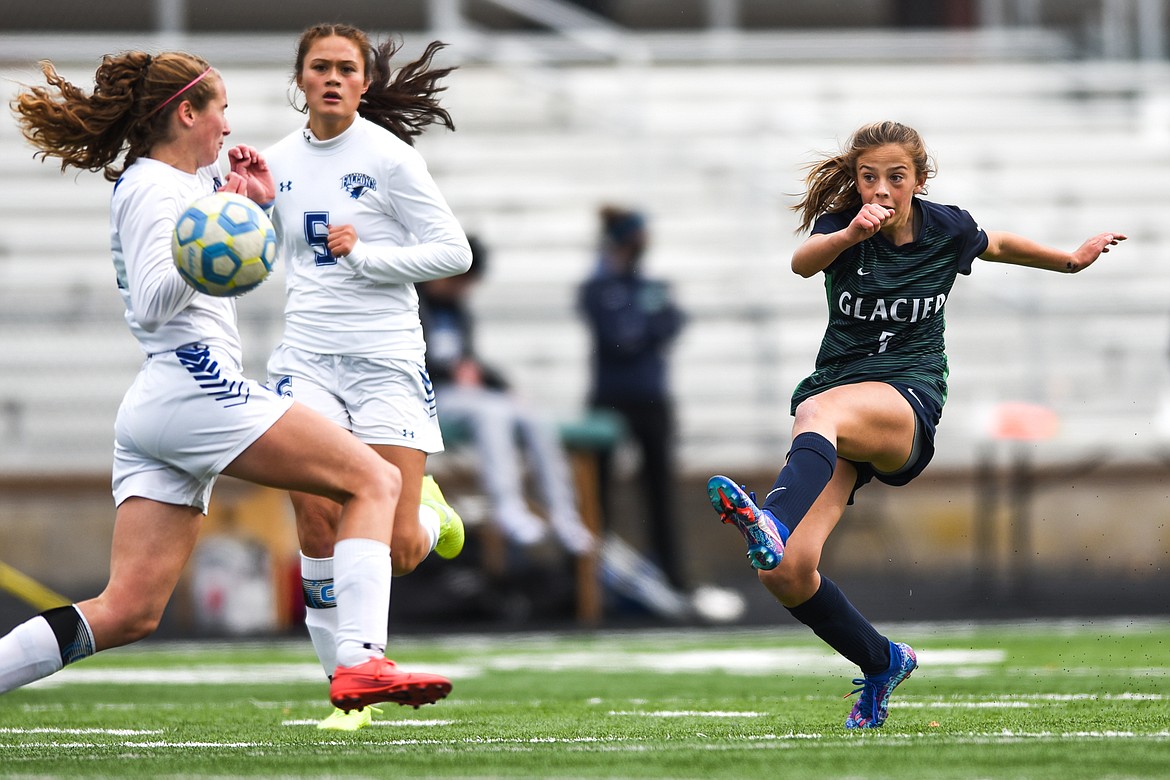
[12,51,215,182]
[793,156,860,234]
[361,38,456,145]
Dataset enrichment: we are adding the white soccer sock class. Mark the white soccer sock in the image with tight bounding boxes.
[300,553,338,679]
[332,537,391,669]
[418,503,440,554]
[0,615,64,694]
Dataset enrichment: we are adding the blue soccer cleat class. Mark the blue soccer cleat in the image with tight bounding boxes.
[706,475,786,570]
[844,641,918,729]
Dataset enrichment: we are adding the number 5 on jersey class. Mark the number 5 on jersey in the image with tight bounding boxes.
[304,212,336,266]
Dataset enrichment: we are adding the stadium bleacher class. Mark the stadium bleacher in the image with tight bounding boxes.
[2,46,1170,478]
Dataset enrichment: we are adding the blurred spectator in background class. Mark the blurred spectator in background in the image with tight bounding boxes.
[418,236,595,556]
[578,206,689,593]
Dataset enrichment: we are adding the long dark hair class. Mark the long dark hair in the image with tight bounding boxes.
[292,23,456,145]
[12,51,217,181]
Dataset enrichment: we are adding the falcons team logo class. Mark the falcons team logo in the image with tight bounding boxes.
[341,172,377,200]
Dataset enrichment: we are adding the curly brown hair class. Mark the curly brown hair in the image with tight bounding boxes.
[792,120,935,233]
[291,23,456,145]
[11,51,217,182]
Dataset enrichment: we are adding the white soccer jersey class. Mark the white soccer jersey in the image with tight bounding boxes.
[110,158,243,359]
[265,116,471,361]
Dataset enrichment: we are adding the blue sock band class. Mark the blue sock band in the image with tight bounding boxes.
[760,431,837,534]
[302,577,337,610]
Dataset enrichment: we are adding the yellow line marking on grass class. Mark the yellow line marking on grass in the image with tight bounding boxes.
[0,559,70,610]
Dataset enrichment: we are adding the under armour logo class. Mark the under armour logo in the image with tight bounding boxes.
[279,181,293,192]
[402,429,416,439]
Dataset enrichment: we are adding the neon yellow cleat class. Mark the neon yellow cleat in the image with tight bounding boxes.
[317,704,382,731]
[422,475,465,560]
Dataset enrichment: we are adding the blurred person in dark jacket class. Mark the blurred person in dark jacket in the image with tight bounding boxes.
[578,206,688,591]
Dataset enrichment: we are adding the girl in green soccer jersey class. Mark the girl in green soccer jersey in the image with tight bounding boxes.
[707,120,1125,729]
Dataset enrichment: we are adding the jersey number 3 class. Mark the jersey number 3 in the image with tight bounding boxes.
[304,212,336,267]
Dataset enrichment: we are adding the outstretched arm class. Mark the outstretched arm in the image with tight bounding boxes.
[980,231,1126,273]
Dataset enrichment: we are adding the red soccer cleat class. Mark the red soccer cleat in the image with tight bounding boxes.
[329,657,452,712]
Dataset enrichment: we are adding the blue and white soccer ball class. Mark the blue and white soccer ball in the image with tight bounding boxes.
[172,191,276,297]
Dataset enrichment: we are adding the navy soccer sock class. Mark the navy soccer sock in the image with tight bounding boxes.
[760,431,838,537]
[785,576,890,675]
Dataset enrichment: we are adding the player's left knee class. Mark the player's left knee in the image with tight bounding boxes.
[389,533,428,575]
[757,559,816,602]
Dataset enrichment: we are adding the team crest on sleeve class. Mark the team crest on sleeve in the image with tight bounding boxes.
[341,172,377,199]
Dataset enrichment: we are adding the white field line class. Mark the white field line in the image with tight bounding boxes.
[27,648,1005,687]
[0,727,164,735]
[281,718,457,727]
[607,710,771,717]
[132,617,1170,656]
[24,663,477,688]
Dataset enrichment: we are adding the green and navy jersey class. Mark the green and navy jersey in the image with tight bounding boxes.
[790,197,988,414]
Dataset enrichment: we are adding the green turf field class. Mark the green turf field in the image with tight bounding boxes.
[1,618,1167,778]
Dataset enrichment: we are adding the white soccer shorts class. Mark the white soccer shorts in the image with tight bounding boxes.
[112,342,293,513]
[267,343,443,453]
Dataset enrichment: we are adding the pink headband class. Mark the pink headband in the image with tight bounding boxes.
[147,66,213,117]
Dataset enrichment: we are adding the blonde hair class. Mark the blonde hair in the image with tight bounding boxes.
[11,51,216,182]
[792,121,935,233]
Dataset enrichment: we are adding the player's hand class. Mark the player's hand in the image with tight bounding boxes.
[217,170,248,195]
[848,203,893,240]
[327,223,358,257]
[225,144,275,205]
[1067,232,1127,273]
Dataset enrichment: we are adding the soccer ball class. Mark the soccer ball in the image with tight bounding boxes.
[172,191,276,297]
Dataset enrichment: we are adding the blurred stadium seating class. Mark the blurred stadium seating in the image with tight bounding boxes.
[2,29,1169,477]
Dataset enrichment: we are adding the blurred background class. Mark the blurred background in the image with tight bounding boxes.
[1,0,1168,635]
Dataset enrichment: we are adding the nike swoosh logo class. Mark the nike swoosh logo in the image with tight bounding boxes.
[764,487,787,501]
[906,387,922,407]
[857,269,871,276]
